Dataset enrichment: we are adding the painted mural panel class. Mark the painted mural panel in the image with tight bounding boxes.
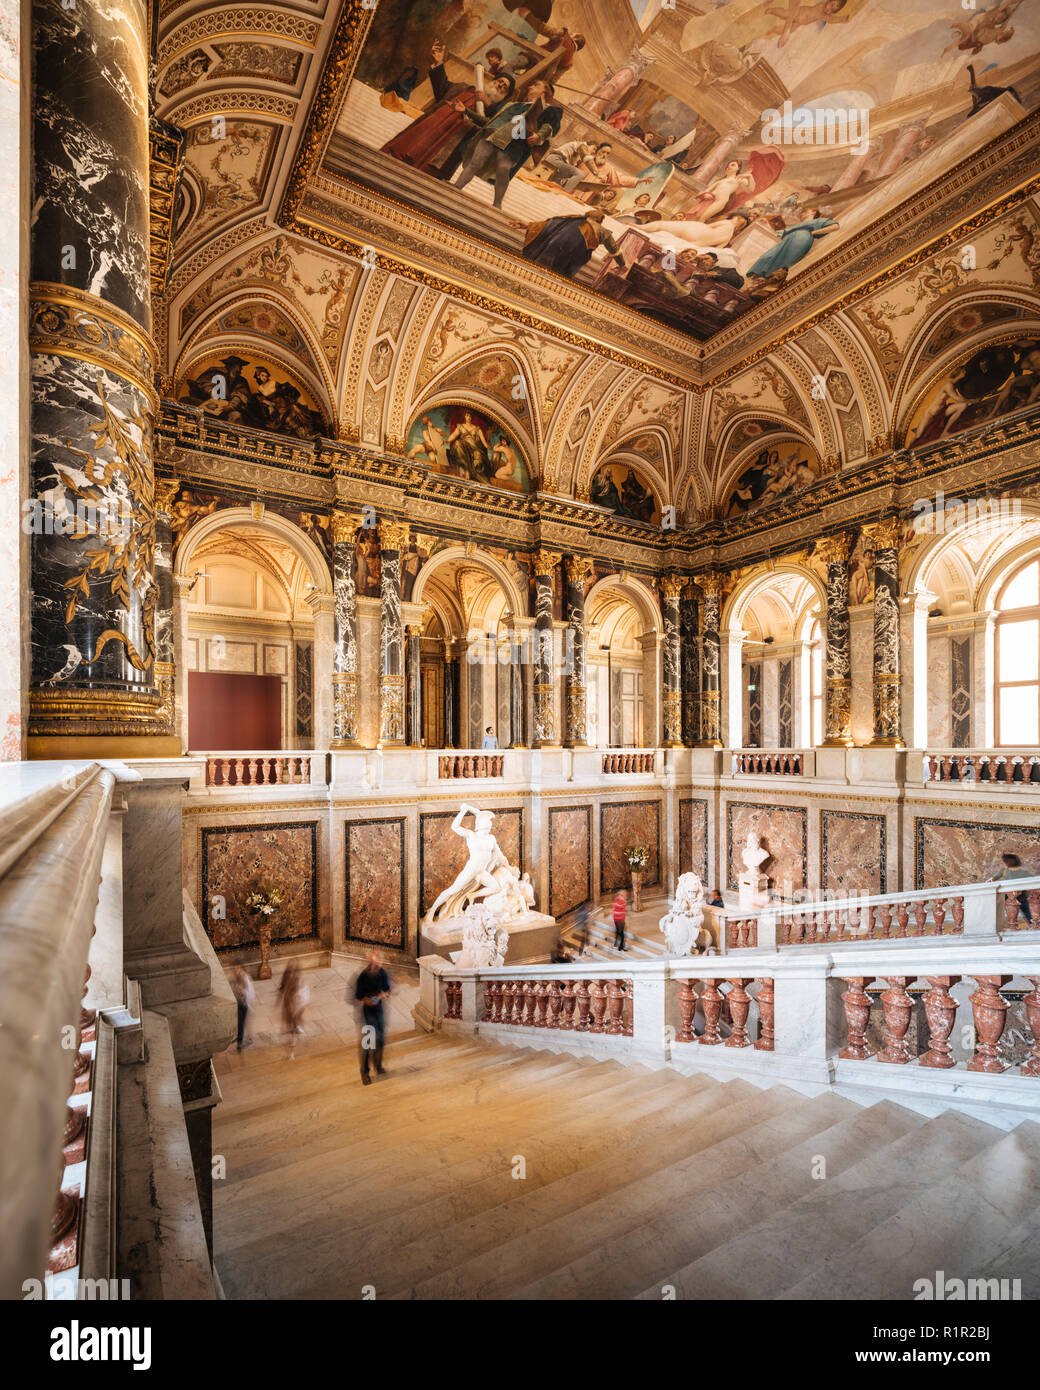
[915,815,1040,889]
[346,818,406,948]
[725,439,820,516]
[420,807,523,916]
[200,822,318,950]
[332,1,1040,342]
[405,403,533,491]
[905,337,1040,447]
[589,461,660,523]
[727,800,806,896]
[822,810,886,896]
[179,354,327,437]
[600,799,661,894]
[548,804,591,917]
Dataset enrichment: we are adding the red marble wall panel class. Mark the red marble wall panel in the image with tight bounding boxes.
[679,798,709,887]
[726,801,806,895]
[915,816,1040,888]
[600,800,661,895]
[201,822,318,950]
[419,807,523,917]
[346,817,405,948]
[822,811,886,895]
[548,805,592,918]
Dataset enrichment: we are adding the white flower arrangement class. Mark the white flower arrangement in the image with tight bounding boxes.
[246,887,283,917]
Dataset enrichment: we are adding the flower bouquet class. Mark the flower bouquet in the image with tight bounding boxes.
[625,846,649,910]
[246,886,283,979]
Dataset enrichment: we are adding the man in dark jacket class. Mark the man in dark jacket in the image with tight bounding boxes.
[354,950,391,1084]
[453,79,563,207]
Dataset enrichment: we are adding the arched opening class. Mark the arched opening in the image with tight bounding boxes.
[725,569,823,749]
[586,577,662,748]
[411,548,528,748]
[175,509,333,751]
[994,558,1040,745]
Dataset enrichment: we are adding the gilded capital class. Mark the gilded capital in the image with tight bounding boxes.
[565,554,594,588]
[378,519,410,552]
[660,574,686,601]
[332,510,364,544]
[863,516,903,553]
[533,548,560,578]
[154,479,180,516]
[816,532,852,566]
[697,571,724,599]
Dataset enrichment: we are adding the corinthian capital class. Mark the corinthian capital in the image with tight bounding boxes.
[863,516,903,553]
[815,532,852,566]
[533,548,561,578]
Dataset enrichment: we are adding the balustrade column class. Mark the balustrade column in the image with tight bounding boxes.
[680,583,700,746]
[377,519,408,745]
[865,517,904,747]
[331,511,361,747]
[405,624,422,746]
[660,574,684,747]
[28,0,175,754]
[532,549,560,747]
[697,572,723,747]
[818,533,853,747]
[564,555,592,747]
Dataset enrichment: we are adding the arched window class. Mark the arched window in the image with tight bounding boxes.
[995,558,1040,744]
[809,616,824,747]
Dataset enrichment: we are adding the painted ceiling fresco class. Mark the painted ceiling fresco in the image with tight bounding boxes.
[405,403,535,491]
[331,0,1040,342]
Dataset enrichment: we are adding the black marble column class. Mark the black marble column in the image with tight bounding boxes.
[660,575,684,747]
[866,518,904,747]
[406,625,422,746]
[698,573,723,747]
[443,641,460,748]
[532,549,559,747]
[153,480,178,732]
[378,520,406,745]
[680,584,700,746]
[818,533,853,746]
[331,511,361,747]
[564,555,592,747]
[28,0,169,749]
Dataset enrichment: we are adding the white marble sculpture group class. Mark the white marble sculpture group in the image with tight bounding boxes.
[424,804,539,967]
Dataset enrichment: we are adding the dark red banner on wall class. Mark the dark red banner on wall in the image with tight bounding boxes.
[188,671,282,750]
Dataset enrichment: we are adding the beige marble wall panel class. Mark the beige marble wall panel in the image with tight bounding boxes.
[600,799,661,894]
[548,804,591,917]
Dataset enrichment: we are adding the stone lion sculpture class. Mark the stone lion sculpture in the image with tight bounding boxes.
[660,872,711,957]
[455,903,509,970]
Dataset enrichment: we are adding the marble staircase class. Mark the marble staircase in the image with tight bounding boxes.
[212,1024,1039,1300]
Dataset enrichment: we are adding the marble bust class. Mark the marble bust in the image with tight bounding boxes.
[742,832,770,874]
[738,831,771,909]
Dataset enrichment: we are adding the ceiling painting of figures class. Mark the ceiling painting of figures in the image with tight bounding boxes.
[725,437,821,516]
[405,403,535,491]
[328,0,1040,342]
[589,461,661,523]
[178,355,328,438]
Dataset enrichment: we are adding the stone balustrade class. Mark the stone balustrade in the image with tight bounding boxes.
[924,750,1040,785]
[601,752,655,774]
[204,752,319,787]
[732,750,805,776]
[675,976,774,1050]
[778,889,966,944]
[438,753,505,778]
[482,977,634,1035]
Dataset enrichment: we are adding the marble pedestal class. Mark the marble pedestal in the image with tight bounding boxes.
[421,911,558,965]
[738,872,770,911]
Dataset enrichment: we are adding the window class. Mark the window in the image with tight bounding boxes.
[995,559,1040,744]
[809,616,824,746]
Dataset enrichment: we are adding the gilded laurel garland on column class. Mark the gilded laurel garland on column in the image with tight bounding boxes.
[29,284,158,411]
[333,672,359,744]
[379,674,405,743]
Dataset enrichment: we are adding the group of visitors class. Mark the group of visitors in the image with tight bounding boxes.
[230,950,393,1082]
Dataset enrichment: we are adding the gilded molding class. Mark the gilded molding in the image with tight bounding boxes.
[29,687,169,738]
[30,283,159,411]
[149,117,186,301]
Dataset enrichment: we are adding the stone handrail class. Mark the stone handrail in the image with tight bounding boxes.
[0,763,125,1299]
[924,750,1040,785]
[416,940,1040,1116]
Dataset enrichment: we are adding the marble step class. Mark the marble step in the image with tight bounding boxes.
[780,1120,1040,1301]
[973,1194,1040,1298]
[396,1081,814,1300]
[515,1091,905,1301]
[641,1107,1003,1301]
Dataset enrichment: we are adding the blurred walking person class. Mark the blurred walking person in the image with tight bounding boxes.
[612,889,628,952]
[355,950,392,1085]
[231,965,255,1050]
[279,959,310,1060]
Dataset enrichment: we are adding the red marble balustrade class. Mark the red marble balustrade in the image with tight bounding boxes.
[438,754,505,778]
[601,752,655,774]
[734,751,804,775]
[206,754,312,787]
[925,752,1040,785]
[674,977,774,1050]
[481,977,633,1036]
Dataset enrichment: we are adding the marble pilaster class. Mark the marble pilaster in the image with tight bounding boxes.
[305,592,334,750]
[405,624,422,746]
[563,555,592,747]
[697,573,723,747]
[532,549,559,746]
[28,0,170,752]
[331,511,361,748]
[865,518,904,747]
[818,533,853,747]
[377,520,407,745]
[660,574,684,747]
